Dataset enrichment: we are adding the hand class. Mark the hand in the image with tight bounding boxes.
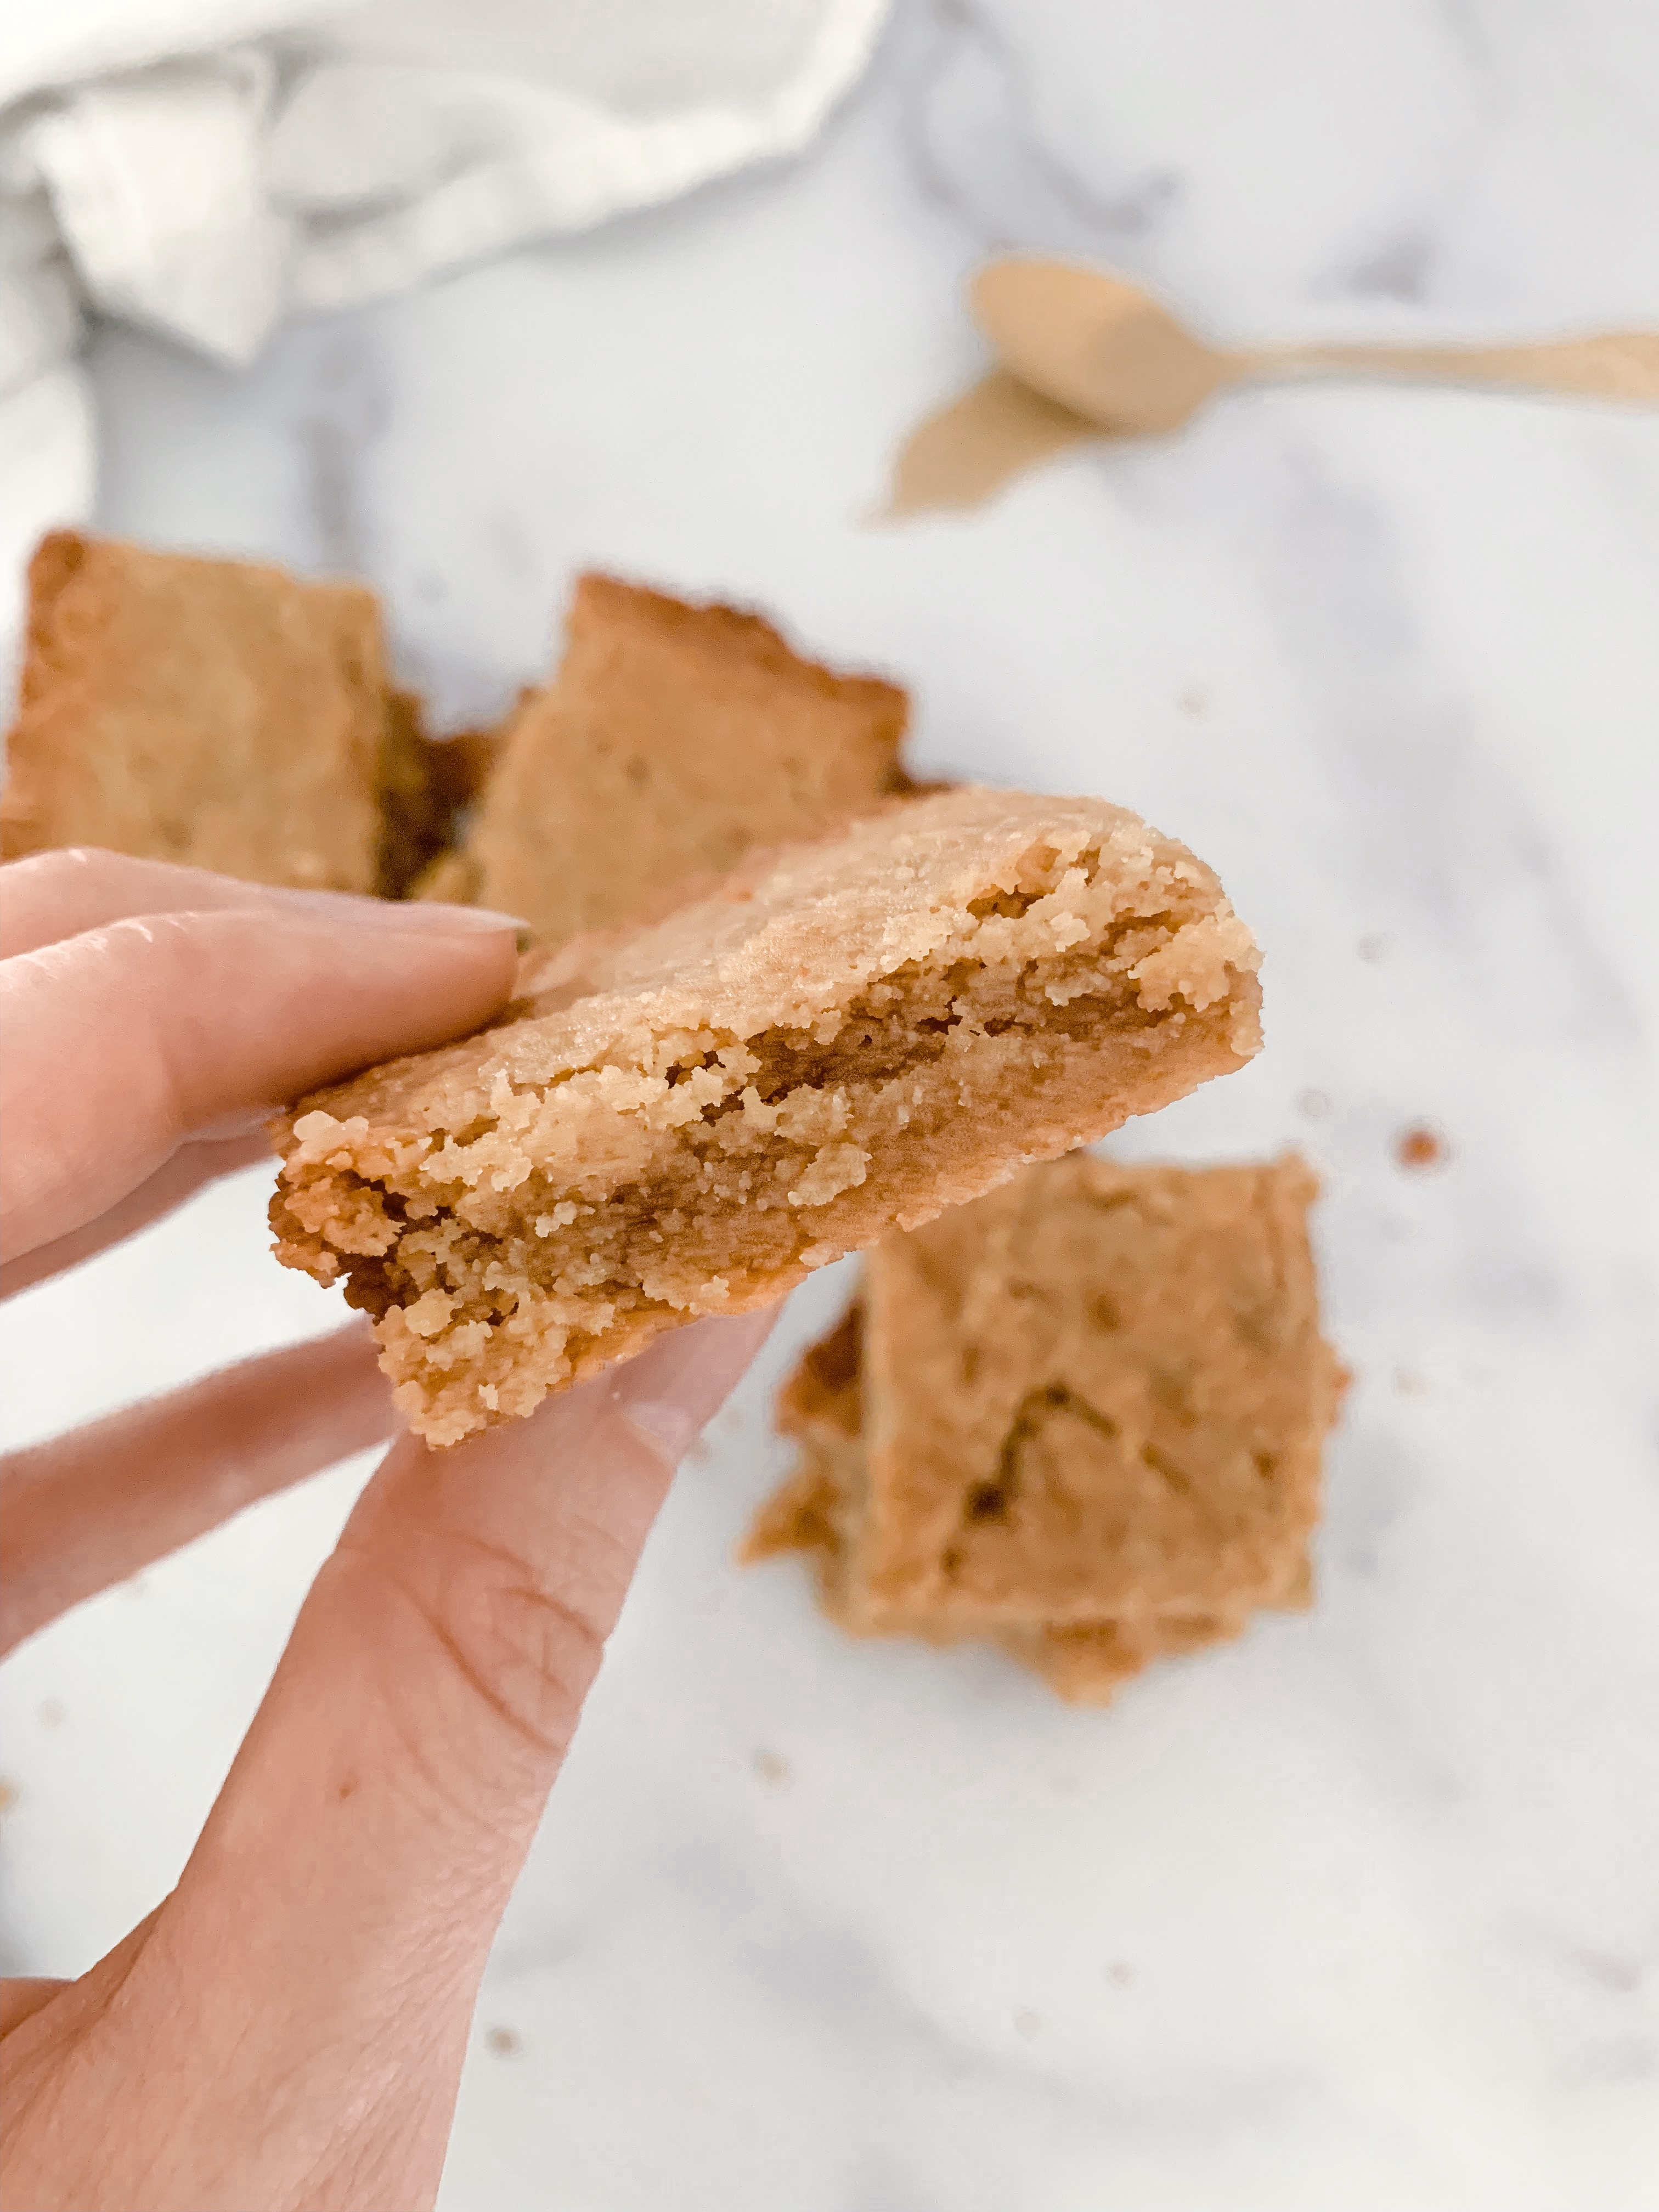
[0,850,772,2212]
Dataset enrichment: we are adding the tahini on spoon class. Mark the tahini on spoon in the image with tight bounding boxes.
[885,258,1659,515]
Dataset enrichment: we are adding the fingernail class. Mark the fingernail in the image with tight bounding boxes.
[261,889,527,934]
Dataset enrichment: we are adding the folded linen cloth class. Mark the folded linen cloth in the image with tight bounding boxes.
[0,0,890,652]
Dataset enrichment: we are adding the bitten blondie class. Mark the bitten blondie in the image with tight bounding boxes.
[273,787,1262,1445]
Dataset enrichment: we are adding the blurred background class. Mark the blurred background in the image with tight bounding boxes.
[2,4,1657,2206]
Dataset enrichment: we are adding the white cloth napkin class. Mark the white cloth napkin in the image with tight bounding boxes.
[0,0,890,646]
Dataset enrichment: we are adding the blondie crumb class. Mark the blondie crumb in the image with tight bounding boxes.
[272,786,1261,1445]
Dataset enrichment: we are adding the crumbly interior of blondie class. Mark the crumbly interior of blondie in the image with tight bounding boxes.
[273,823,1257,1443]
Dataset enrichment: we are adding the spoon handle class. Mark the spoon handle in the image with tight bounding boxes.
[1232,332,1659,404]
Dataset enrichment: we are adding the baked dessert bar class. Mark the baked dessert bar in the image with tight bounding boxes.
[1,531,397,893]
[272,786,1262,1445]
[375,692,503,898]
[744,1154,1341,1702]
[420,573,914,944]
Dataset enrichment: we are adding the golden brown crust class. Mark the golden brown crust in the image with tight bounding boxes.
[376,692,505,898]
[777,1302,865,1441]
[738,1459,849,1565]
[1,531,391,891]
[441,572,913,946]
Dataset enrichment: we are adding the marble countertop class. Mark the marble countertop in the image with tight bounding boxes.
[3,5,1658,2205]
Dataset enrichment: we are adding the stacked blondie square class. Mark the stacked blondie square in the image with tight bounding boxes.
[746,1153,1343,1702]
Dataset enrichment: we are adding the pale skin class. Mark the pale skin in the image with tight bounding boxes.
[0,849,774,2211]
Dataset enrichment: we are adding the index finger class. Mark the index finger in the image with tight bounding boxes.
[1,849,269,960]
[77,1311,776,2212]
[0,846,524,960]
[0,904,520,1263]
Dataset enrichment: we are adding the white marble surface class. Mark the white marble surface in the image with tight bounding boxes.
[4,5,1659,2205]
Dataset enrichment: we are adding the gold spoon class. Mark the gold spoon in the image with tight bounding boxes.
[878,258,1659,517]
[972,257,1659,434]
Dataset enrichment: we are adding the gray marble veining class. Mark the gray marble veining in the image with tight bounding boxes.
[2,6,1656,2205]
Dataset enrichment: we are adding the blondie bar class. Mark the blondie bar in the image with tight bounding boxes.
[1,532,394,892]
[273,787,1262,1444]
[421,574,913,943]
[745,1154,1341,1702]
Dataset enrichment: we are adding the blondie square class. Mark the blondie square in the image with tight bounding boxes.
[272,786,1262,1445]
[1,531,395,892]
[743,1154,1341,1702]
[738,1314,1244,1703]
[422,574,913,944]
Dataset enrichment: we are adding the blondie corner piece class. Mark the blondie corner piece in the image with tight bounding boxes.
[744,1154,1343,1705]
[0,531,394,892]
[427,572,915,946]
[270,786,1262,1447]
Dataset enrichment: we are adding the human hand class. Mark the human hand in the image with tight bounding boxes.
[0,850,773,2211]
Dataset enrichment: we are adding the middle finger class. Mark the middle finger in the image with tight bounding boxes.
[0,847,488,962]
[0,1129,273,1302]
[0,1323,394,1658]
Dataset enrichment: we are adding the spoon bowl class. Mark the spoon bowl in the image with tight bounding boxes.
[970,261,1233,433]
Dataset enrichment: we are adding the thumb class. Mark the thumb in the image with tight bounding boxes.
[115,1310,774,2212]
